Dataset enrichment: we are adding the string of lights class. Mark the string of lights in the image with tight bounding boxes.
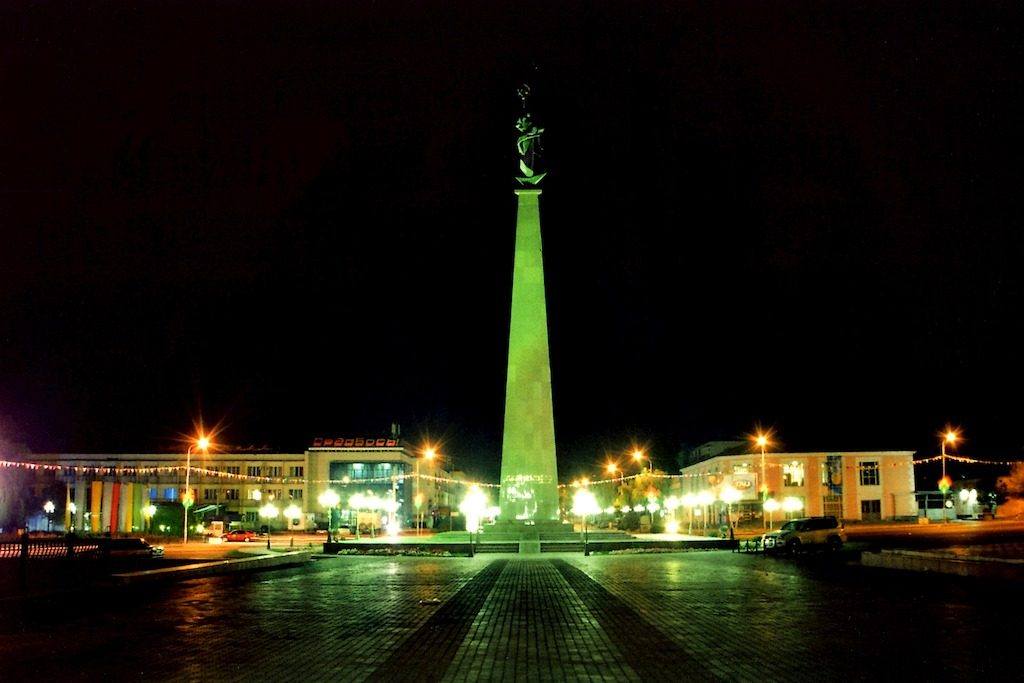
[4,451,1021,490]
[0,459,501,489]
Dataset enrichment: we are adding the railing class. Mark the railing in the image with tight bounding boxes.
[735,537,763,553]
[0,538,102,559]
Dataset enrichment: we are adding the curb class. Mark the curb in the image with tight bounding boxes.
[111,550,311,584]
[861,549,1024,580]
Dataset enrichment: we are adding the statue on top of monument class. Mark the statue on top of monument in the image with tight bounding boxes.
[515,83,546,186]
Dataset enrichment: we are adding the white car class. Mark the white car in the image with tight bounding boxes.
[761,516,846,553]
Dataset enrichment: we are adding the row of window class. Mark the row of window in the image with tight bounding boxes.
[198,465,304,477]
[748,461,881,488]
[203,488,304,501]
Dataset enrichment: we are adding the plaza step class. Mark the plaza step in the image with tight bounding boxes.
[475,542,518,553]
[541,542,584,552]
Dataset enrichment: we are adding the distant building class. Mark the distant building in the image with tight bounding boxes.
[676,446,917,522]
[27,436,451,533]
[677,441,747,469]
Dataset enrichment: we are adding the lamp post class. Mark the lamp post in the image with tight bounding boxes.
[572,488,600,556]
[259,502,279,550]
[366,493,382,538]
[781,496,804,520]
[664,496,680,535]
[696,490,714,532]
[763,498,781,530]
[940,429,958,522]
[681,493,697,534]
[632,449,652,475]
[142,504,157,532]
[43,500,55,532]
[719,485,742,540]
[417,447,436,536]
[183,436,210,545]
[460,485,487,557]
[318,490,340,542]
[753,432,771,528]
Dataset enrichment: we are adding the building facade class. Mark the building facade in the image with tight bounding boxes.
[28,437,451,533]
[677,450,917,522]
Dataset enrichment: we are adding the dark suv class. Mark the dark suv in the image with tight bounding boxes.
[761,516,845,553]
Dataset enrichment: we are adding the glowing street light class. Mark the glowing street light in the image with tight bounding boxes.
[318,490,340,541]
[460,485,488,557]
[259,502,279,550]
[571,488,600,556]
[43,500,55,531]
[416,446,437,536]
[696,490,714,532]
[283,503,302,522]
[763,498,781,529]
[681,493,698,534]
[719,485,742,540]
[781,496,804,517]
[752,431,772,528]
[939,428,960,522]
[183,434,211,545]
[142,504,157,532]
[631,448,653,475]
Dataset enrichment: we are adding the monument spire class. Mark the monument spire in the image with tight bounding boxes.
[498,82,559,522]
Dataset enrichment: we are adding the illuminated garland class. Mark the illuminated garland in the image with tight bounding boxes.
[4,452,1022,492]
[0,459,500,490]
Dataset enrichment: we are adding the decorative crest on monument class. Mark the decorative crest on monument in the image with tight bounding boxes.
[515,83,546,186]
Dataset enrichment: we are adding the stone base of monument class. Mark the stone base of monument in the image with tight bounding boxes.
[479,520,636,554]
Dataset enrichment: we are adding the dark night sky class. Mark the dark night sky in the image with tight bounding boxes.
[2,1,1022,482]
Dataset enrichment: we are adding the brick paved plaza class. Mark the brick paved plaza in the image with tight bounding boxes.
[1,551,1014,681]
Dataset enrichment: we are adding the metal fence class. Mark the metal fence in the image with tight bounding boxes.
[0,538,102,559]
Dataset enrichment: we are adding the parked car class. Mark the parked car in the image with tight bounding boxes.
[223,529,257,543]
[761,516,846,553]
[101,537,163,557]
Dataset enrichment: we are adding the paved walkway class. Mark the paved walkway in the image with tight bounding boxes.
[0,552,1015,680]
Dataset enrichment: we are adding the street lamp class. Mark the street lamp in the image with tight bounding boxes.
[318,490,340,541]
[142,504,157,532]
[364,493,382,538]
[941,428,959,480]
[460,485,488,557]
[259,502,279,550]
[632,448,652,475]
[349,493,365,540]
[571,488,600,556]
[283,503,302,528]
[183,435,211,545]
[417,446,437,536]
[664,496,680,536]
[781,496,803,519]
[752,432,772,528]
[43,500,55,531]
[719,485,742,540]
[681,493,697,534]
[763,498,781,529]
[696,490,714,532]
[940,428,959,522]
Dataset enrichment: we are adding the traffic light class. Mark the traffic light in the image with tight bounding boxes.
[938,476,952,493]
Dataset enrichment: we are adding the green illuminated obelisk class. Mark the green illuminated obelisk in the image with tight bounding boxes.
[498,84,559,522]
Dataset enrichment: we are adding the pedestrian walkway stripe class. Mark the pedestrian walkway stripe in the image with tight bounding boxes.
[550,559,719,682]
[369,559,509,682]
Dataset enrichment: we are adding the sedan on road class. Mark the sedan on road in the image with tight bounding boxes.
[222,529,257,542]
